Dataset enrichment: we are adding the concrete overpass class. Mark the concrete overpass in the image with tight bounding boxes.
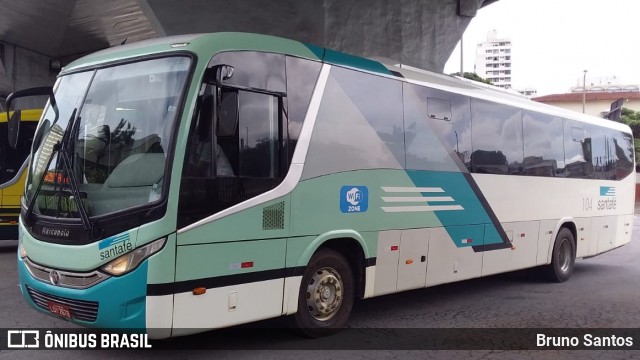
[0,0,497,108]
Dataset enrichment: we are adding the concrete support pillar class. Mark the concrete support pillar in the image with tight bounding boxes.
[0,42,56,109]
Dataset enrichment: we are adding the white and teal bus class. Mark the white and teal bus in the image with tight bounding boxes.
[8,33,634,339]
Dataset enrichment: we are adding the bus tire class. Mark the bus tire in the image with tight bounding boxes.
[543,228,576,283]
[292,248,355,338]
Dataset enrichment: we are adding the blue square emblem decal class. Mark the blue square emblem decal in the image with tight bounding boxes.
[340,186,368,213]
[600,186,615,196]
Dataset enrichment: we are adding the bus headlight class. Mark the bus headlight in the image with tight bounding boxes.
[100,237,166,276]
[19,242,27,259]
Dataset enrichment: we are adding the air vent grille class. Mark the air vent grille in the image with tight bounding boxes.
[262,201,285,230]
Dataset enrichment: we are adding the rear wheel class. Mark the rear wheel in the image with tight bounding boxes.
[543,228,576,282]
[292,248,354,338]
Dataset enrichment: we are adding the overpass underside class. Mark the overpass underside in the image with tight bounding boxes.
[146,0,492,72]
[0,0,495,104]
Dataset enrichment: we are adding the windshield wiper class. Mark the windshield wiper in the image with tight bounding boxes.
[24,108,93,232]
[57,111,92,231]
[24,110,74,224]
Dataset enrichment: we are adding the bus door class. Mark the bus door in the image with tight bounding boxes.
[173,52,291,331]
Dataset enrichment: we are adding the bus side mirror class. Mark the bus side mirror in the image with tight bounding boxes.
[204,64,235,84]
[5,86,58,149]
[216,65,234,83]
[8,110,21,150]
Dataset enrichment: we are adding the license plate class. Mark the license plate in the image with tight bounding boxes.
[47,301,72,319]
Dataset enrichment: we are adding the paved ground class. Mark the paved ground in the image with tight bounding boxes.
[1,212,640,359]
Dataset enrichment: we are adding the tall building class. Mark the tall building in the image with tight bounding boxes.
[475,30,512,89]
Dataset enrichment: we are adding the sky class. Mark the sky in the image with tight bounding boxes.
[443,0,640,96]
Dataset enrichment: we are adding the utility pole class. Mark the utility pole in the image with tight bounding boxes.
[460,36,464,77]
[582,70,588,113]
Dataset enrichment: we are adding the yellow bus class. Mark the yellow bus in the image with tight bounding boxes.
[0,109,40,240]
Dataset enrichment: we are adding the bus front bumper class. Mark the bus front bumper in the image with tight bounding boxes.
[17,255,148,329]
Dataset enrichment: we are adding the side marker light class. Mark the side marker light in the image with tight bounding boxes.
[193,287,207,295]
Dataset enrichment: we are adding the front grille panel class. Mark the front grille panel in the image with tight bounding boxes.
[23,258,108,289]
[26,285,98,322]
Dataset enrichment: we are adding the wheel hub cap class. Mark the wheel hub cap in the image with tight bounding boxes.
[559,239,572,272]
[306,267,344,321]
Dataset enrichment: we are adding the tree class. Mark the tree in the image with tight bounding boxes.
[619,107,640,166]
[449,72,492,85]
[619,107,640,145]
[620,107,640,130]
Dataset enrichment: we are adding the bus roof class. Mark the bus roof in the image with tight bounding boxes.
[61,32,631,134]
[62,33,324,74]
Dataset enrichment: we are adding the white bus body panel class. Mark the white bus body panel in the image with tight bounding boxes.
[426,227,483,287]
[374,230,401,296]
[482,221,539,277]
[397,228,429,292]
[171,279,284,337]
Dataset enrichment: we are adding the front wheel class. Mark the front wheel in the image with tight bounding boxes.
[543,228,576,282]
[292,248,354,338]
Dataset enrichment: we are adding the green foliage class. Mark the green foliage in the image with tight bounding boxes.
[620,107,640,139]
[620,107,640,126]
[449,72,492,85]
[621,108,640,165]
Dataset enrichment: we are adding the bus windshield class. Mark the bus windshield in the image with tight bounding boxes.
[26,56,191,219]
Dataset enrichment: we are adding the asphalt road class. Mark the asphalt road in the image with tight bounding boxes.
[2,217,640,359]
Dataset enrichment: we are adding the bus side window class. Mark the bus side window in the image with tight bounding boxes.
[470,99,523,175]
[522,111,564,177]
[563,121,593,179]
[186,93,215,177]
[179,86,285,227]
[236,91,282,179]
[185,90,237,178]
[215,90,238,177]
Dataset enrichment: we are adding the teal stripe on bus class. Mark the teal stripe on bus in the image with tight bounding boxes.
[322,48,392,75]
